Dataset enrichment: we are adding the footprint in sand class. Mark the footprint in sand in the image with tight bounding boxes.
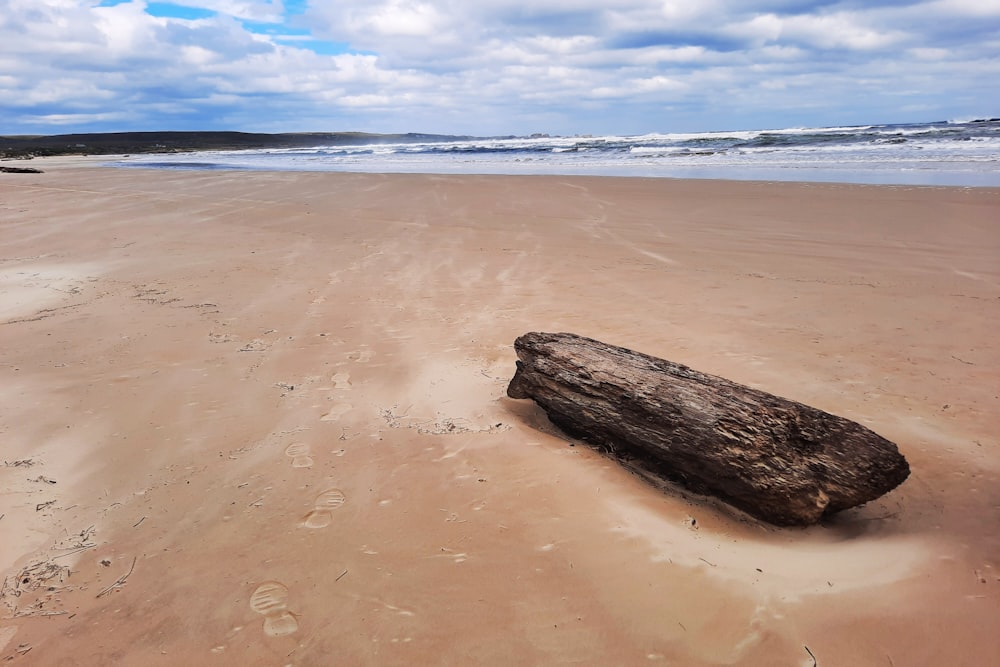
[332,372,352,389]
[300,488,347,529]
[284,442,313,468]
[249,581,298,637]
[320,402,352,422]
[346,350,374,363]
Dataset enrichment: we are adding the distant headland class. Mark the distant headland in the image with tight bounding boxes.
[0,131,474,159]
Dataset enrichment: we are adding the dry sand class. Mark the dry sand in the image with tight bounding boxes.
[1,163,998,665]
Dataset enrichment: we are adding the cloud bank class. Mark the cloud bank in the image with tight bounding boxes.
[1,0,997,134]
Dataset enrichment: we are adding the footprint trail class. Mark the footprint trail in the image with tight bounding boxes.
[284,442,313,468]
[301,488,347,529]
[249,581,298,637]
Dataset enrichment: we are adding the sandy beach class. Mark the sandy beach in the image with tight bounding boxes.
[1,163,998,665]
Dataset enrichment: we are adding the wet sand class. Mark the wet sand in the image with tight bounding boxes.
[1,163,998,665]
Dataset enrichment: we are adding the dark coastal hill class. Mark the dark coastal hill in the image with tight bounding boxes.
[0,131,473,159]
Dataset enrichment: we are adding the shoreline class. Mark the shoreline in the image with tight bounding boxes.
[16,154,1000,191]
[10,150,1000,188]
[1,164,997,664]
[103,161,1000,189]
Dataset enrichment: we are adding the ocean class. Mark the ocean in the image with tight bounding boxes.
[110,118,1000,187]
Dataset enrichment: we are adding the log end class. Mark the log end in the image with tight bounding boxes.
[506,361,532,400]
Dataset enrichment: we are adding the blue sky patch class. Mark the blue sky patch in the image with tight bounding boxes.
[610,31,744,53]
[273,38,359,56]
[240,21,309,36]
[239,22,359,56]
[145,3,216,21]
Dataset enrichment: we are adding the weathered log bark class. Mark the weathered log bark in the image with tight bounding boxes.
[507,332,909,526]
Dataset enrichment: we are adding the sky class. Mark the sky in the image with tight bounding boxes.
[1,0,998,136]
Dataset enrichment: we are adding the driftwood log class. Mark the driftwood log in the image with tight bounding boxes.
[0,166,44,174]
[507,332,909,526]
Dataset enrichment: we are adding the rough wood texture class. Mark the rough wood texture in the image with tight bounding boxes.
[508,332,910,526]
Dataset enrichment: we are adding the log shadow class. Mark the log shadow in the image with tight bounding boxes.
[501,395,916,539]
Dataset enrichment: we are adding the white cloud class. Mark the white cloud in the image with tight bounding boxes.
[590,74,686,99]
[927,0,1000,17]
[21,111,134,125]
[341,93,399,108]
[726,10,907,50]
[780,12,906,50]
[0,1,996,135]
[523,34,599,55]
[364,1,447,37]
[94,2,162,55]
[907,47,951,60]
